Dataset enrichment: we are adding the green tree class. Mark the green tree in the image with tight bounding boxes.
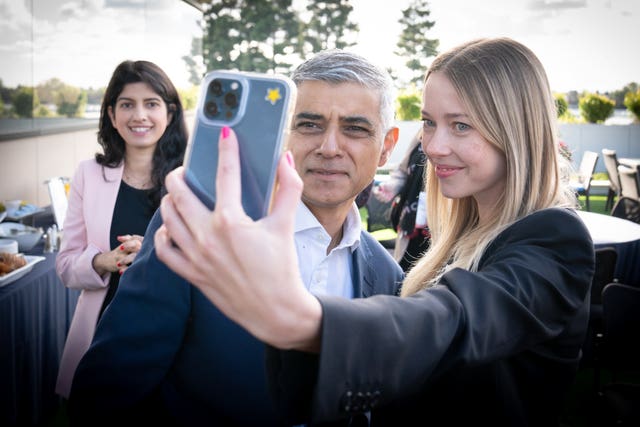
[301,0,358,54]
[197,0,301,76]
[56,85,87,118]
[578,92,615,124]
[395,0,439,84]
[0,78,12,108]
[554,93,568,117]
[12,86,39,118]
[179,86,199,111]
[624,89,640,122]
[396,86,422,120]
[36,78,65,105]
[86,87,105,105]
[608,82,639,108]
[190,0,360,80]
[183,36,205,85]
[34,104,53,117]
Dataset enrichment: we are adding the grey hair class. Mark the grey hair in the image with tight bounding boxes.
[291,49,396,132]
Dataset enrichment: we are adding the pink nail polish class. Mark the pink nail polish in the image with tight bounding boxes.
[285,151,294,167]
[221,126,230,139]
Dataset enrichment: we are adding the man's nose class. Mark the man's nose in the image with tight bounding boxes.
[318,127,341,155]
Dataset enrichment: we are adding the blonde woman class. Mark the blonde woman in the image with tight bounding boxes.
[156,38,594,426]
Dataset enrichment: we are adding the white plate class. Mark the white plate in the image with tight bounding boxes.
[0,255,46,287]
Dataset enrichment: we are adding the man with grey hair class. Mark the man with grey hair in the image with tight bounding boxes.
[68,49,402,427]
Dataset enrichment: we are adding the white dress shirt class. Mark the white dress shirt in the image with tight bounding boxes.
[294,201,362,299]
[294,202,369,426]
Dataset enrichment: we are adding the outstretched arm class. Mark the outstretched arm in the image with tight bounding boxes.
[155,127,322,351]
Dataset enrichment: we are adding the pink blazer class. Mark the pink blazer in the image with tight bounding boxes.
[55,159,123,398]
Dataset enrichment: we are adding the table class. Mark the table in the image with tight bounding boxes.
[577,210,640,286]
[0,246,79,426]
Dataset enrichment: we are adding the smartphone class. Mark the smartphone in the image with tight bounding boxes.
[184,70,296,220]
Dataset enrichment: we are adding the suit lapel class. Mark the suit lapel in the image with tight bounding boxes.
[351,232,374,298]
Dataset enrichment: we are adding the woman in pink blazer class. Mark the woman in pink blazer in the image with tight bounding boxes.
[55,60,187,398]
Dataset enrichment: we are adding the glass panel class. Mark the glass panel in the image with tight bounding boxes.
[0,0,202,140]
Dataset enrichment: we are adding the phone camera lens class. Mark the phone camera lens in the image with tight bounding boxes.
[210,80,223,97]
[224,92,238,108]
[205,101,219,117]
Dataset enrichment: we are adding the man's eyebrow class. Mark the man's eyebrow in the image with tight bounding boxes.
[341,115,374,128]
[295,111,324,121]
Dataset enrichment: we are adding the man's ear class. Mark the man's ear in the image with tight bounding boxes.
[379,126,399,167]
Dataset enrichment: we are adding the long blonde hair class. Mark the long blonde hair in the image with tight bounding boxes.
[401,38,577,296]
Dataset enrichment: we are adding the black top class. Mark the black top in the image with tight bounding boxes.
[99,181,155,317]
[268,208,594,426]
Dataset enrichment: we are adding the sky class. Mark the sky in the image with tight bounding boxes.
[0,0,638,93]
[349,0,640,93]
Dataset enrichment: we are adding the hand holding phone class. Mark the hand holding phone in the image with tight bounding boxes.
[184,70,296,220]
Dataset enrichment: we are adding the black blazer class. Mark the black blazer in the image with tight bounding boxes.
[69,209,403,427]
[268,208,594,426]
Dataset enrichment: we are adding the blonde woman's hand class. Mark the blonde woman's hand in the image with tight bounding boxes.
[155,128,322,351]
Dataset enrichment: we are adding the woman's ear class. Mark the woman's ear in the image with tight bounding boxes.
[107,105,116,127]
[167,103,176,123]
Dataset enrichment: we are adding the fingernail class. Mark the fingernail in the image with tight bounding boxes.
[116,262,121,267]
[119,270,123,275]
[221,126,230,139]
[120,245,124,250]
[285,151,294,167]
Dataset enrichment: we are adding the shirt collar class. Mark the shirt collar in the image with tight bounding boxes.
[295,201,361,252]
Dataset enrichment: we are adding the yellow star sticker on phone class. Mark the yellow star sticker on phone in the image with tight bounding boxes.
[265,87,281,105]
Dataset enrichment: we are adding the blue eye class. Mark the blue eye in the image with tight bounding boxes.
[454,122,470,131]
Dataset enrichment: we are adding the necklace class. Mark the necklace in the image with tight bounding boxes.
[123,170,152,189]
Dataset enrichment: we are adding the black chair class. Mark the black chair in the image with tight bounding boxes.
[582,247,618,385]
[592,247,618,307]
[570,150,599,211]
[618,165,640,200]
[611,196,640,224]
[602,149,621,211]
[598,282,640,426]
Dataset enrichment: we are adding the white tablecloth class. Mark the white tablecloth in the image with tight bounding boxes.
[577,210,640,286]
[576,210,640,245]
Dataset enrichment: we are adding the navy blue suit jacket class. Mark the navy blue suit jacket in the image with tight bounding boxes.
[68,209,403,426]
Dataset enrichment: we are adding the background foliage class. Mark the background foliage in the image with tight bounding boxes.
[395,0,439,84]
[579,92,616,124]
[1,1,639,123]
[624,89,640,122]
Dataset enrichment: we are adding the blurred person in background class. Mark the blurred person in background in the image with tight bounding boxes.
[55,60,187,399]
